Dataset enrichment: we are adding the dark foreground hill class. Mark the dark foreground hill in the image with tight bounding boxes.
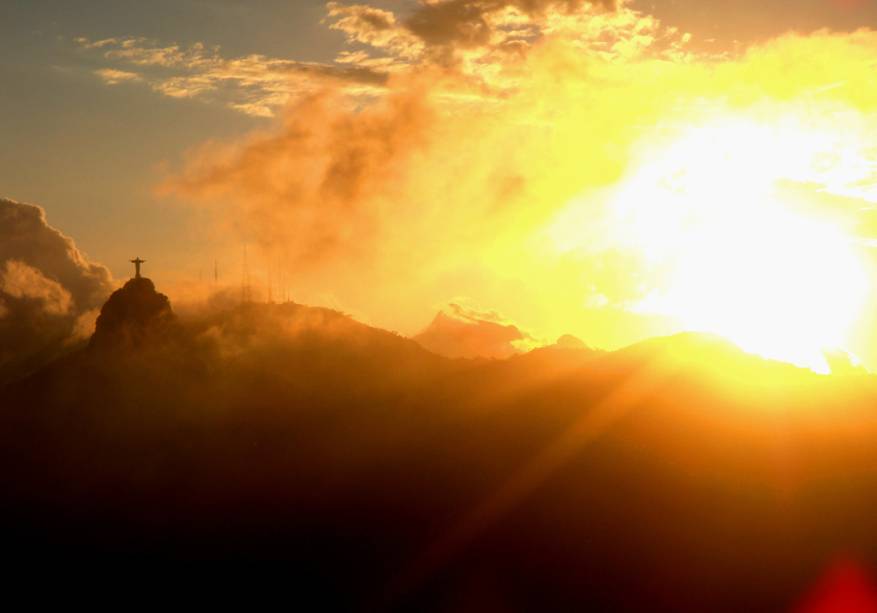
[3,280,877,611]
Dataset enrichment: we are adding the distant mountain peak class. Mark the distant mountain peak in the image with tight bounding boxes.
[413,307,529,360]
[555,334,588,350]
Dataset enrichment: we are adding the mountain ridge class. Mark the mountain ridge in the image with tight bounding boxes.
[3,282,877,610]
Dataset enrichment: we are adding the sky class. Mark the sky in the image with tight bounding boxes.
[6,0,877,370]
[1,0,337,275]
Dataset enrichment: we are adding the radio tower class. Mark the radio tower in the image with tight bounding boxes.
[242,245,252,304]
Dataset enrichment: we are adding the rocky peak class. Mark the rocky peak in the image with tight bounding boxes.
[89,277,176,350]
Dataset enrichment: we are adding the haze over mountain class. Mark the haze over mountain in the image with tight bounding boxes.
[413,303,536,360]
[10,0,877,608]
[4,271,877,610]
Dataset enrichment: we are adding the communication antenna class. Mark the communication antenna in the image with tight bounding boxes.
[242,244,252,304]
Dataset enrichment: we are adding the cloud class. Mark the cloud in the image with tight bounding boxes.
[77,2,673,118]
[413,303,537,359]
[76,36,388,117]
[164,85,436,265]
[157,5,877,362]
[325,0,680,85]
[404,0,618,48]
[159,1,688,287]
[329,0,621,55]
[327,3,425,63]
[0,198,114,383]
[1,260,73,316]
[76,1,672,119]
[94,68,143,85]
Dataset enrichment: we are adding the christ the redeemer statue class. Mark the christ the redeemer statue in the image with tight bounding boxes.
[130,257,146,279]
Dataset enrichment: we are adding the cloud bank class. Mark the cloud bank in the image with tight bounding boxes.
[0,198,114,383]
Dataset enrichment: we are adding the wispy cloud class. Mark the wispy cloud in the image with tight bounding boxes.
[324,0,690,91]
[94,68,143,85]
[76,1,688,117]
[75,36,388,117]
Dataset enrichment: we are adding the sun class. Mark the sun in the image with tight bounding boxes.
[551,114,872,373]
[634,205,867,372]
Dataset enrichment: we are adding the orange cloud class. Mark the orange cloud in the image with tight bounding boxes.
[1,260,73,317]
[93,68,143,85]
[0,198,114,383]
[160,5,877,368]
[76,36,388,117]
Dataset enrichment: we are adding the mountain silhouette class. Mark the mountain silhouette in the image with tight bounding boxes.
[89,276,177,350]
[3,284,877,610]
[413,305,531,359]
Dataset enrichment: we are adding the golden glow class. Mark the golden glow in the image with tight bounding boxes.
[168,25,877,373]
[550,114,871,372]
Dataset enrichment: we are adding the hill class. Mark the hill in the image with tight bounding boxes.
[3,283,877,610]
